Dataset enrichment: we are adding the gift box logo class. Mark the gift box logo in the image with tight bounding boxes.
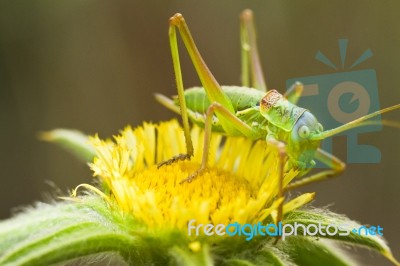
[286,39,381,166]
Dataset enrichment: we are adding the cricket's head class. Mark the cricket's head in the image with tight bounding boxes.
[260,89,400,165]
[289,104,400,164]
[259,90,324,165]
[288,111,324,165]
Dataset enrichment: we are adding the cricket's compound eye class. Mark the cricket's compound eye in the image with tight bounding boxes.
[298,125,310,139]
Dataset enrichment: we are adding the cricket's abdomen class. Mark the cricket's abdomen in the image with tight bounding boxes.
[172,86,267,138]
[176,86,265,113]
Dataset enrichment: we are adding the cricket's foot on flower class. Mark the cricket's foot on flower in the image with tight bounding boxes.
[178,165,206,184]
[157,153,192,169]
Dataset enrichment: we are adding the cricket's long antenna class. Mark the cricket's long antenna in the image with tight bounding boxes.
[351,119,400,128]
[311,104,400,140]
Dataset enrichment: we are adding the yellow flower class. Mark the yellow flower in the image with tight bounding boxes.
[83,119,314,232]
[33,120,397,265]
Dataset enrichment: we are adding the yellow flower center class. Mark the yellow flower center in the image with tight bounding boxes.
[124,161,257,229]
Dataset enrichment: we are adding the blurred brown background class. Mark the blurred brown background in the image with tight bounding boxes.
[0,1,399,265]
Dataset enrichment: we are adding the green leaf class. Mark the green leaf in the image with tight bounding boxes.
[2,198,398,266]
[0,197,148,266]
[170,244,214,266]
[225,245,295,266]
[224,258,258,266]
[285,209,399,265]
[39,129,96,162]
[282,237,356,266]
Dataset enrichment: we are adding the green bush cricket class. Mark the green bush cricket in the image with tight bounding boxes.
[155,10,400,223]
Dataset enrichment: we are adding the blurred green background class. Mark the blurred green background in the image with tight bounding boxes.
[0,1,399,265]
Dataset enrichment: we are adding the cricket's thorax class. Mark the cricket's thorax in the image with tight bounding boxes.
[260,90,307,132]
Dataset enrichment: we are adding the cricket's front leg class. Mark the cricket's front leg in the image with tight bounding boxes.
[285,148,346,190]
[266,135,287,226]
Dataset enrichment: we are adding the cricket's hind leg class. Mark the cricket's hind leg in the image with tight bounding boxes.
[157,154,192,168]
[159,13,249,172]
[240,9,267,92]
[180,102,257,184]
